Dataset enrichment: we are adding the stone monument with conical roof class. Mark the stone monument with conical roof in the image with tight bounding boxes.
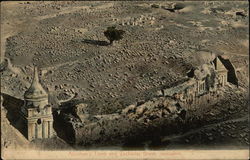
[213,56,228,87]
[20,67,55,141]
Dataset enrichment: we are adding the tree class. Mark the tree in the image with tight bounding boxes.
[104,26,125,45]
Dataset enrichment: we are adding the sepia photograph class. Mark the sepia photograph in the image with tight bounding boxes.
[1,1,249,159]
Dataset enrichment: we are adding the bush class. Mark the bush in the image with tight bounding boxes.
[104,26,125,45]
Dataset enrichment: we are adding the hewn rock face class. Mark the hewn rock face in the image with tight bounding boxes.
[54,57,233,146]
[1,97,30,150]
[217,56,238,86]
[72,103,90,123]
[53,112,77,144]
[75,115,135,146]
[55,96,184,146]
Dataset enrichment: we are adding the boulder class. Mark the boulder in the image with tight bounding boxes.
[136,106,146,115]
[122,104,136,114]
[166,105,177,113]
[72,103,89,121]
[75,103,88,112]
[156,90,163,96]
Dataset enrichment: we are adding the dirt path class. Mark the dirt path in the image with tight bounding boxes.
[161,114,249,142]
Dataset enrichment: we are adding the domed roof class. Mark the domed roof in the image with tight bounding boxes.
[24,67,48,100]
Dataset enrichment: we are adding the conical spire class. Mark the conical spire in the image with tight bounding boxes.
[31,66,39,86]
[213,57,227,71]
[24,66,48,100]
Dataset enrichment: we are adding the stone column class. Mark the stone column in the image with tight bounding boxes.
[28,122,32,140]
[48,121,51,138]
[42,121,45,138]
[49,121,53,137]
[30,123,35,140]
[44,120,48,138]
[37,122,42,138]
[35,123,38,139]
